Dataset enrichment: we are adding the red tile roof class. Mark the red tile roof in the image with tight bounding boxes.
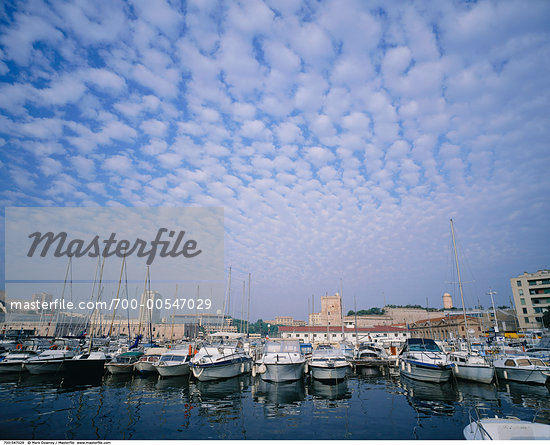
[278,325,407,333]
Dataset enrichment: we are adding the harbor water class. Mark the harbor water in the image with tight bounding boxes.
[1,369,549,440]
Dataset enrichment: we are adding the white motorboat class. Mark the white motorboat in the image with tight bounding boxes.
[309,346,349,382]
[398,338,453,383]
[105,351,143,374]
[256,340,305,382]
[0,349,40,373]
[464,409,550,440]
[189,339,252,382]
[154,349,192,377]
[449,350,495,384]
[493,355,550,385]
[24,349,76,375]
[134,347,169,374]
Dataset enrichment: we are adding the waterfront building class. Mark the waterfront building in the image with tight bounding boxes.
[309,293,343,326]
[265,316,306,326]
[138,290,162,325]
[308,312,322,326]
[510,269,550,330]
[443,293,453,309]
[342,313,393,328]
[279,325,409,344]
[409,314,483,341]
[382,306,433,325]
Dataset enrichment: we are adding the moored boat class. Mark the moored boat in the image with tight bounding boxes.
[493,355,550,385]
[449,351,495,384]
[309,345,349,382]
[134,347,169,374]
[398,338,453,383]
[0,349,40,373]
[106,351,143,374]
[154,348,192,377]
[464,408,550,440]
[189,337,252,382]
[24,349,76,375]
[256,340,305,382]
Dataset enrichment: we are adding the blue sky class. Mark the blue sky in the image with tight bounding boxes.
[1,0,549,321]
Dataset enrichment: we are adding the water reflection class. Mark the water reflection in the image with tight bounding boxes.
[253,379,305,418]
[189,374,250,401]
[455,380,499,403]
[310,379,351,400]
[498,380,550,421]
[3,369,550,440]
[399,376,458,416]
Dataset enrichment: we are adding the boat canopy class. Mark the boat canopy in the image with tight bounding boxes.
[119,351,144,357]
[264,341,301,353]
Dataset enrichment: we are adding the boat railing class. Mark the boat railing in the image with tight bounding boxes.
[467,407,493,440]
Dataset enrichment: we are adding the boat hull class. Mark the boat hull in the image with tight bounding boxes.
[261,362,305,382]
[464,418,550,440]
[106,363,135,375]
[399,359,452,383]
[495,367,549,385]
[63,359,106,378]
[24,360,66,375]
[0,363,25,373]
[453,364,495,384]
[191,358,252,382]
[310,364,348,381]
[134,361,158,374]
[156,363,190,377]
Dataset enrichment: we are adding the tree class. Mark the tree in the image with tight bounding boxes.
[543,309,550,329]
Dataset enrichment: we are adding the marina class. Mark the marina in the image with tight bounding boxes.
[0,358,549,440]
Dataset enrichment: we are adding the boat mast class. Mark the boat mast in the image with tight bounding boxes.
[487,289,499,337]
[450,218,470,352]
[247,273,251,337]
[340,278,345,343]
[354,296,358,348]
[108,254,126,337]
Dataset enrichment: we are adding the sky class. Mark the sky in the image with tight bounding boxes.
[0,0,549,322]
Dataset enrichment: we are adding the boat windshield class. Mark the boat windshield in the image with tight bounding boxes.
[407,339,442,352]
[528,358,546,367]
[312,348,345,358]
[160,355,183,362]
[264,341,301,353]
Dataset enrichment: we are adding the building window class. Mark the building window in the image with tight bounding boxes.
[520,298,526,305]
[524,317,529,323]
[533,299,540,304]
[522,308,528,314]
[517,281,522,286]
[519,289,524,296]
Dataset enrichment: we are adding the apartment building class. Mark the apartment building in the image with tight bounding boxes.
[510,269,550,330]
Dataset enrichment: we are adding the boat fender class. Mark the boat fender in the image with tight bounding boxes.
[16,344,23,350]
[258,363,266,374]
[252,365,257,377]
[305,363,309,374]
[188,344,193,356]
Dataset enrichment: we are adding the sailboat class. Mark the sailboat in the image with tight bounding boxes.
[64,255,108,380]
[447,219,495,384]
